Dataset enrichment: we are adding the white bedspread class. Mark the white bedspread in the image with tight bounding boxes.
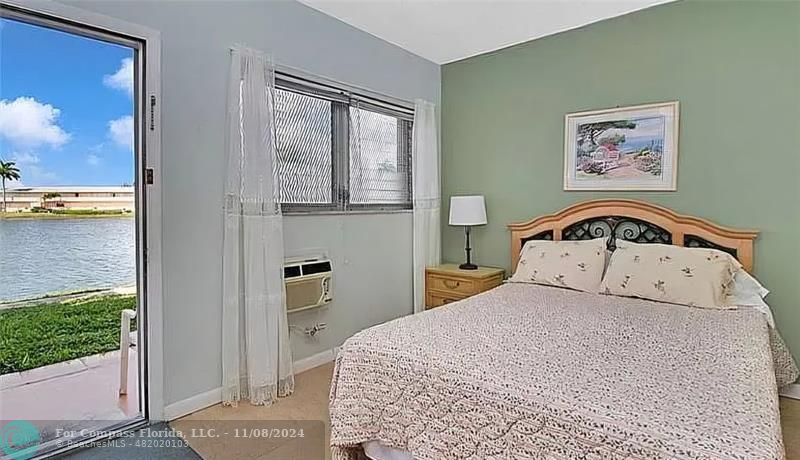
[330,283,798,460]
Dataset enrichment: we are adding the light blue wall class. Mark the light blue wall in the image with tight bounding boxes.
[66,0,440,407]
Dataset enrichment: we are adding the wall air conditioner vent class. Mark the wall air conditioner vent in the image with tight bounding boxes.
[284,265,301,278]
[284,258,332,313]
[301,261,332,276]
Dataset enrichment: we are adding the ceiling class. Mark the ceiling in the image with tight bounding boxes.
[298,0,673,64]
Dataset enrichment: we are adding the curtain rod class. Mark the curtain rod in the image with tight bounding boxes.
[228,46,417,113]
[276,71,414,114]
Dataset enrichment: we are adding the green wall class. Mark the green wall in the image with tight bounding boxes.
[441,0,800,358]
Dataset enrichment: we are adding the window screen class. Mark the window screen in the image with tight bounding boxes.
[275,88,332,204]
[349,107,412,206]
[274,76,413,212]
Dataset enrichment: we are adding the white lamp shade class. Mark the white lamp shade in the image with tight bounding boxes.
[449,195,487,226]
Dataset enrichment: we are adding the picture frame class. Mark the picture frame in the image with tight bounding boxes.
[563,101,679,191]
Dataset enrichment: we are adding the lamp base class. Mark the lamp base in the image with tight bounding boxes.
[459,263,478,270]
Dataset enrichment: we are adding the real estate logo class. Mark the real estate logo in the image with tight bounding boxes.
[0,420,41,460]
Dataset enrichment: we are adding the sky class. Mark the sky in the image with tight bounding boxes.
[604,116,666,142]
[0,17,134,186]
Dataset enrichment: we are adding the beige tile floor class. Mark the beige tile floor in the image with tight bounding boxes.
[783,397,800,459]
[171,364,333,460]
[173,363,800,460]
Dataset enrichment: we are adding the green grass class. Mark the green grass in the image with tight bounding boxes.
[50,209,132,216]
[0,295,136,374]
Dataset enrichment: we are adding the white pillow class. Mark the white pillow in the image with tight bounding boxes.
[509,238,607,293]
[600,241,739,309]
[726,268,769,304]
[725,266,774,326]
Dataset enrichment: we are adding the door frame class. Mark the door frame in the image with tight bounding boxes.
[2,0,165,423]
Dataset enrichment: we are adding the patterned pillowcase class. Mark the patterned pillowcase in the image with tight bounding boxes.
[600,240,739,309]
[509,238,607,293]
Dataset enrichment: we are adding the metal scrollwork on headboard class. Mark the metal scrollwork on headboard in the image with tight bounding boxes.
[509,200,759,272]
[522,216,672,250]
[562,216,671,250]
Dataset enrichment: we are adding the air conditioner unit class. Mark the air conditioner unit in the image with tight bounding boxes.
[284,258,332,313]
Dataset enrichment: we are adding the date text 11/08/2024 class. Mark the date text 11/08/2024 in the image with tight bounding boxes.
[189,428,307,438]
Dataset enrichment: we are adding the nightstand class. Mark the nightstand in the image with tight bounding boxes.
[425,264,505,309]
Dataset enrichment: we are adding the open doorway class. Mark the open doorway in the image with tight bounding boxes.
[0,2,161,457]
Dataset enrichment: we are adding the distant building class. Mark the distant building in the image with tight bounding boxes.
[4,186,135,212]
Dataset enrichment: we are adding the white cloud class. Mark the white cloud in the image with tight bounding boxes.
[0,97,70,148]
[26,166,58,184]
[103,58,134,96]
[5,152,57,186]
[108,115,133,149]
[89,142,106,153]
[86,154,101,166]
[11,152,40,165]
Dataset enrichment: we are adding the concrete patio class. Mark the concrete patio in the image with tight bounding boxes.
[0,349,139,437]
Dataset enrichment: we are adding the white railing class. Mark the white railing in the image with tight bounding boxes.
[118,309,137,396]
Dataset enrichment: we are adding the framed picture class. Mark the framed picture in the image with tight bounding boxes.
[563,101,679,191]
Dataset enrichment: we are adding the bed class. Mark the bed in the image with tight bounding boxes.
[329,199,799,460]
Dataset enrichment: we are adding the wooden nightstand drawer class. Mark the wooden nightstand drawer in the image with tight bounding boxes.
[427,292,463,308]
[425,264,505,310]
[427,274,475,296]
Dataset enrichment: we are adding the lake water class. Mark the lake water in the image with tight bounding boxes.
[0,217,136,301]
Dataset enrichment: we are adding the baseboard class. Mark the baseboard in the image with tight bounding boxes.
[293,347,338,374]
[163,386,222,421]
[780,383,800,400]
[162,347,339,421]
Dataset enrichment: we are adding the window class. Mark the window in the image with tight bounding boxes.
[275,89,333,205]
[275,76,413,212]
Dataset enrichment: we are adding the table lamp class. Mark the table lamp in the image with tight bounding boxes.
[449,195,487,270]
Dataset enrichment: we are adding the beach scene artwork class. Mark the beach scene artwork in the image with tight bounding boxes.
[564,102,679,191]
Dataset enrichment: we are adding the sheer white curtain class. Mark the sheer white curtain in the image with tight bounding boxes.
[412,99,441,313]
[222,46,294,406]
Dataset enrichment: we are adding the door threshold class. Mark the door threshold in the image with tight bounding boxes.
[30,417,149,460]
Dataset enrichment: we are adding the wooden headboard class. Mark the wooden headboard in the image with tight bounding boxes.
[508,199,758,272]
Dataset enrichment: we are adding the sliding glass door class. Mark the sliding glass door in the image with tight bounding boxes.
[0,3,159,457]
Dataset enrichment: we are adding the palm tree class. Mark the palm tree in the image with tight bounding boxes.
[42,192,61,210]
[0,160,21,213]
